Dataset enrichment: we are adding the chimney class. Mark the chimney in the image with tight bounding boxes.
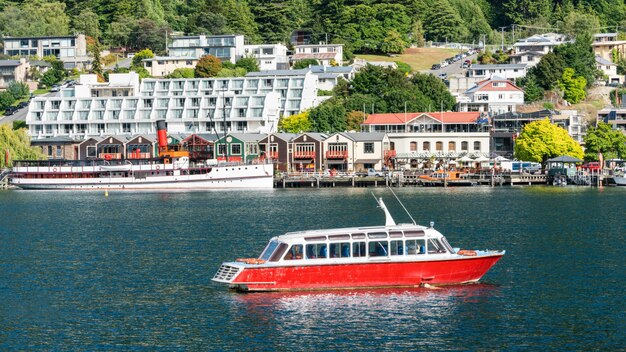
[156,120,168,154]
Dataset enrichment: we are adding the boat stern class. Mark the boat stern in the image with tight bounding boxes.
[212,262,245,284]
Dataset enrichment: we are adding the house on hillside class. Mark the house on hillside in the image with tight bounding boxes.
[1,34,89,69]
[243,44,289,71]
[168,35,245,64]
[592,33,626,61]
[456,77,525,115]
[466,64,528,80]
[292,44,344,66]
[595,56,622,85]
[143,56,198,77]
[511,33,568,67]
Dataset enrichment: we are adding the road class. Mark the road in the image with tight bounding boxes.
[426,53,478,80]
[0,92,58,126]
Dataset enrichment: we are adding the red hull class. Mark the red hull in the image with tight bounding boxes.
[230,254,503,291]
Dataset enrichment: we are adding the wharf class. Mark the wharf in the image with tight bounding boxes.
[0,169,9,190]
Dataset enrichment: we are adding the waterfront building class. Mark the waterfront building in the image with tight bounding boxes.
[466,64,528,80]
[243,44,289,70]
[143,56,198,77]
[1,34,89,69]
[168,35,245,64]
[292,44,343,66]
[258,133,298,171]
[31,136,80,160]
[323,132,391,172]
[289,133,329,172]
[597,107,626,132]
[181,133,219,161]
[27,70,319,139]
[362,112,491,169]
[214,133,266,162]
[456,77,525,115]
[592,33,626,61]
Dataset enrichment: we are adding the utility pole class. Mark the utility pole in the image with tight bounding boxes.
[500,27,505,52]
[512,24,516,43]
[165,30,168,55]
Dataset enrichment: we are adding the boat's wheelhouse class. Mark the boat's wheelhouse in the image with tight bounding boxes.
[258,227,456,264]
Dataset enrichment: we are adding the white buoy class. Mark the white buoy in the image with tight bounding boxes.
[105,189,109,197]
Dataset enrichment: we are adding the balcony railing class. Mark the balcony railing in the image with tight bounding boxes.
[385,150,397,158]
[293,150,316,159]
[127,152,152,159]
[99,153,122,160]
[326,150,348,159]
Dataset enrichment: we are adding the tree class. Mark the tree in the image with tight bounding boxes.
[6,82,29,100]
[130,19,169,53]
[278,111,312,133]
[72,9,101,39]
[0,0,70,36]
[90,41,103,77]
[553,34,599,88]
[235,57,260,72]
[558,68,586,104]
[559,10,600,38]
[346,111,365,131]
[514,118,584,163]
[529,52,566,90]
[0,91,14,110]
[131,49,155,67]
[40,69,65,88]
[411,73,457,111]
[308,99,347,132]
[216,67,247,77]
[166,68,195,78]
[106,15,135,48]
[293,59,319,69]
[424,0,466,42]
[522,75,544,103]
[583,122,626,160]
[380,30,406,55]
[0,124,45,168]
[195,55,222,78]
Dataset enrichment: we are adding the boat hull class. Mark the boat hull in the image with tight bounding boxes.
[221,253,504,292]
[612,176,626,186]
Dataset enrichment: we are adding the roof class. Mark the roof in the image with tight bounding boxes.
[363,112,483,125]
[2,35,80,40]
[465,78,523,94]
[594,33,617,37]
[246,69,310,77]
[30,136,79,144]
[0,60,21,67]
[266,133,298,142]
[508,51,545,57]
[143,56,198,61]
[546,155,583,163]
[337,132,387,142]
[294,44,343,48]
[469,64,527,70]
[220,133,267,143]
[595,56,616,66]
[309,65,353,74]
[292,53,337,60]
[293,132,329,141]
[28,60,52,67]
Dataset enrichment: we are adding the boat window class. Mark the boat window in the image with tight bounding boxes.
[306,243,327,259]
[428,239,447,254]
[440,237,455,254]
[406,239,426,255]
[390,240,404,256]
[283,244,303,260]
[367,232,387,239]
[329,242,351,258]
[352,242,366,257]
[368,241,389,257]
[351,233,366,240]
[259,240,280,261]
[305,236,327,242]
[269,243,288,262]
[404,230,425,237]
[389,231,403,238]
[329,234,350,241]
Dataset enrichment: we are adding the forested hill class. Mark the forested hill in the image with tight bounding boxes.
[0,0,624,55]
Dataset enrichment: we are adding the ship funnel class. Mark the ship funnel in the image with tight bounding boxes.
[156,120,167,152]
[377,198,396,226]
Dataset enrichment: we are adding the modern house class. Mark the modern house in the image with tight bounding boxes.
[595,56,622,85]
[0,59,29,89]
[490,109,555,156]
[1,34,89,69]
[510,33,568,67]
[243,44,289,71]
[168,35,245,64]
[466,64,528,80]
[592,33,626,61]
[292,43,344,66]
[142,56,199,77]
[258,133,297,171]
[456,77,525,115]
[309,65,355,91]
[289,132,328,172]
[598,107,626,133]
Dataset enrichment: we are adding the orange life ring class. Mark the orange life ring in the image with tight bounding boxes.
[52,167,58,172]
[155,165,160,170]
[104,154,113,161]
[457,249,477,256]
[236,258,266,265]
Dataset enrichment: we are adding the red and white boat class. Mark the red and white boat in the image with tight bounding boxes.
[213,198,505,292]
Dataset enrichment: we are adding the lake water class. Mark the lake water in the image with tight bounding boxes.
[0,187,624,350]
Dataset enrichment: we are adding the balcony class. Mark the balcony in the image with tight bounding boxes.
[294,150,316,159]
[326,150,348,159]
[99,153,122,160]
[261,151,279,160]
[127,152,152,159]
[385,150,397,158]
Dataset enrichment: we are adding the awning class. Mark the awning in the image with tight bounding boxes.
[354,159,382,163]
[327,160,347,164]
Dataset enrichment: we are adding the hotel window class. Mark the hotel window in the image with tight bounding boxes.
[423,141,431,151]
[56,146,62,157]
[474,141,481,151]
[436,142,443,151]
[231,143,241,155]
[363,142,374,154]
[461,141,468,151]
[410,142,417,151]
[122,123,131,133]
[368,241,389,257]
[448,141,456,151]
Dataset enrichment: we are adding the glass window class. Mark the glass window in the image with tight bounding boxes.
[461,141,468,151]
[410,142,417,151]
[259,240,279,261]
[369,241,389,257]
[352,242,366,257]
[428,239,447,254]
[283,244,303,260]
[306,243,327,259]
[423,141,430,151]
[436,141,443,151]
[269,243,288,262]
[329,242,351,258]
[406,239,426,255]
[231,143,241,155]
[390,240,404,255]
[364,142,374,153]
[473,141,481,151]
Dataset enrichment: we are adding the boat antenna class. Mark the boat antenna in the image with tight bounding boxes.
[388,187,416,225]
[371,192,396,226]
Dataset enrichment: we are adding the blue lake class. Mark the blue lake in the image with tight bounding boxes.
[0,187,624,350]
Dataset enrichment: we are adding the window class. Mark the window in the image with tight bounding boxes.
[218,144,227,155]
[436,141,443,151]
[352,242,366,257]
[87,146,97,158]
[410,142,417,151]
[423,141,430,151]
[405,239,426,255]
[284,244,303,260]
[428,239,447,254]
[364,142,374,153]
[56,146,62,157]
[260,240,280,261]
[390,240,404,256]
[306,243,327,259]
[231,143,241,155]
[269,243,288,262]
[368,241,389,257]
[473,141,481,151]
[448,141,456,151]
[461,141,468,151]
[329,242,351,258]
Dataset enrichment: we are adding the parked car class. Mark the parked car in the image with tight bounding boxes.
[581,162,601,171]
[437,72,448,80]
[431,64,441,70]
[357,168,385,177]
[440,61,449,68]
[50,84,60,92]
[462,60,471,68]
[17,101,29,109]
[4,106,17,115]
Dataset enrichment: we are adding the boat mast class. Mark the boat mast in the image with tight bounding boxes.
[373,195,396,226]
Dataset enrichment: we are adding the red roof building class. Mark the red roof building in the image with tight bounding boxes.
[362,112,489,133]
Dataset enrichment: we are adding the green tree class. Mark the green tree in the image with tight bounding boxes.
[293,59,319,69]
[106,15,135,48]
[0,124,45,168]
[278,111,312,133]
[130,19,169,53]
[40,69,65,88]
[501,0,552,25]
[195,55,222,78]
[553,34,599,88]
[0,91,14,110]
[131,49,155,67]
[90,41,104,77]
[529,52,566,90]
[559,10,600,38]
[216,67,247,77]
[166,68,195,78]
[6,82,29,100]
[583,121,626,160]
[514,118,584,163]
[309,98,347,132]
[424,0,466,42]
[380,30,406,55]
[0,0,70,36]
[411,73,457,111]
[235,57,260,72]
[72,9,101,39]
[558,68,586,104]
[12,120,27,130]
[522,75,544,103]
[346,110,365,131]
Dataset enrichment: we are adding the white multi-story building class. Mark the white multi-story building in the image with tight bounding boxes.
[27,70,320,139]
[510,33,567,67]
[1,34,89,69]
[456,77,525,115]
[292,43,343,66]
[243,44,289,70]
[466,64,528,80]
[168,35,245,64]
[142,56,199,77]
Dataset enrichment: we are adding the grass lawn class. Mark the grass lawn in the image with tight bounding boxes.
[356,47,460,71]
[33,88,50,95]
